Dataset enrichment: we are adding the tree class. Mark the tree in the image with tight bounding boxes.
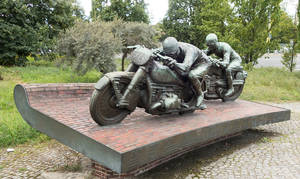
[163,0,283,65]
[271,11,297,45]
[91,0,149,23]
[281,1,299,72]
[281,42,297,72]
[162,0,234,49]
[0,0,82,66]
[229,0,282,65]
[297,0,300,50]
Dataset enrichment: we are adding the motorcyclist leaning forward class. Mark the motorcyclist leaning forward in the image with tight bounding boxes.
[118,37,212,110]
[204,33,242,96]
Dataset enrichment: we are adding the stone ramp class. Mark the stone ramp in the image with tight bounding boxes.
[14,83,290,175]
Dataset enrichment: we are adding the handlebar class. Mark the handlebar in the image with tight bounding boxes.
[126,45,144,49]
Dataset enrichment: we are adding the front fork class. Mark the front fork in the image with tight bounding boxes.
[118,66,146,109]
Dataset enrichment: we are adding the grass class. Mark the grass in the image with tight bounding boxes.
[0,60,101,148]
[240,67,300,102]
[0,60,300,148]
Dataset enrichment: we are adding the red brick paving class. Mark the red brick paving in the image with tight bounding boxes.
[21,83,287,153]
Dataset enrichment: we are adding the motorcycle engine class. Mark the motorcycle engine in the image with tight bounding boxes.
[159,93,182,110]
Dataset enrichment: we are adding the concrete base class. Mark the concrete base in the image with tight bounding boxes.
[14,83,290,176]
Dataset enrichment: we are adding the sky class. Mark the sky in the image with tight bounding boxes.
[77,0,298,24]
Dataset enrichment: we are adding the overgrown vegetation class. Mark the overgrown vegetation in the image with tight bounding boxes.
[0,61,100,148]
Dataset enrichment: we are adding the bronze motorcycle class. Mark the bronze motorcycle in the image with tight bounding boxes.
[90,46,247,126]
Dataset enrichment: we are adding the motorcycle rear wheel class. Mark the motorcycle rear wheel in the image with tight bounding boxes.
[89,83,130,126]
[221,84,244,102]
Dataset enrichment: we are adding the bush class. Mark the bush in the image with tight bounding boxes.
[57,19,158,74]
[57,20,123,74]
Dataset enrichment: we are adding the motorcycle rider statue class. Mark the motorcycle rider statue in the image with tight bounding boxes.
[204,33,242,97]
[119,37,212,110]
[160,37,211,109]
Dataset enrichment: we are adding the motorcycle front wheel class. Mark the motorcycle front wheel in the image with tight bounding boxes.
[89,83,130,126]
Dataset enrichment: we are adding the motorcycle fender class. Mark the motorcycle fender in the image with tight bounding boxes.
[94,76,110,90]
[94,72,135,90]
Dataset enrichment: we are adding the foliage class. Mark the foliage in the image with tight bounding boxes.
[0,63,100,148]
[91,0,149,23]
[271,11,297,45]
[298,0,300,50]
[281,43,297,72]
[57,19,158,74]
[118,21,158,70]
[162,0,282,65]
[279,2,299,72]
[162,0,234,49]
[0,0,83,66]
[57,20,123,74]
[228,0,282,65]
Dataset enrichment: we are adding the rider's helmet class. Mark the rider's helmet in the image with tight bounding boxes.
[162,37,179,57]
[205,33,218,49]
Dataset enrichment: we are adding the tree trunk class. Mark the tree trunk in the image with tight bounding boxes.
[121,52,128,71]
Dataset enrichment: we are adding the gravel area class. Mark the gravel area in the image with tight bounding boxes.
[0,102,299,179]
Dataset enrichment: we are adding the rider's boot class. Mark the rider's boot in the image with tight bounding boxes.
[190,77,205,108]
[225,69,234,96]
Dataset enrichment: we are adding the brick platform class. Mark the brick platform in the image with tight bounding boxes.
[14,83,290,177]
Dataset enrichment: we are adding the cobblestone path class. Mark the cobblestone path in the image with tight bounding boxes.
[136,102,300,179]
[0,140,85,179]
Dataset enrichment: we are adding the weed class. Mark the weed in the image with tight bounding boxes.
[18,167,27,172]
[260,137,273,143]
[60,163,82,172]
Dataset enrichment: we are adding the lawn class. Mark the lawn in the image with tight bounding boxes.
[240,67,300,102]
[0,61,101,147]
[0,62,300,148]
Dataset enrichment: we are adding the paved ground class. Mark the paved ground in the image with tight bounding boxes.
[0,141,91,179]
[0,102,299,179]
[135,102,300,179]
[256,53,300,71]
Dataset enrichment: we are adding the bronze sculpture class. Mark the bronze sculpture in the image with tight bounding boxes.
[89,37,247,126]
[205,33,243,97]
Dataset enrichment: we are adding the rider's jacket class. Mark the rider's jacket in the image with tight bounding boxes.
[170,42,210,76]
[205,42,242,65]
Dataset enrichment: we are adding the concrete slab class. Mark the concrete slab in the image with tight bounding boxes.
[14,83,290,174]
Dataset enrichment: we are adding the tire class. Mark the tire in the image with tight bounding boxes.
[89,83,130,126]
[222,84,244,102]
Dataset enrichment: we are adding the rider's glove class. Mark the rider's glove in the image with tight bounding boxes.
[164,57,176,69]
[219,62,228,68]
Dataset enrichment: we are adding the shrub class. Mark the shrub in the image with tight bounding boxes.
[117,21,158,70]
[57,20,122,74]
[57,19,158,74]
